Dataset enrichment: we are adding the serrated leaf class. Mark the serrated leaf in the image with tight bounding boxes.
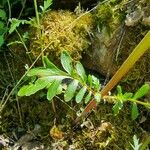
[76,62,87,82]
[131,103,139,120]
[43,0,52,11]
[85,91,92,104]
[75,86,87,103]
[9,19,29,34]
[47,80,61,101]
[133,84,150,100]
[112,101,123,115]
[94,92,101,102]
[64,80,78,102]
[61,51,73,75]
[0,9,6,20]
[18,78,48,96]
[130,135,142,150]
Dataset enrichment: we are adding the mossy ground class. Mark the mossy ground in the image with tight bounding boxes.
[1,0,150,149]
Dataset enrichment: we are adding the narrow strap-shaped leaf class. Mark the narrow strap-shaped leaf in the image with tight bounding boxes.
[76,62,87,82]
[64,80,79,102]
[61,51,73,75]
[75,86,87,103]
[47,80,61,101]
[133,83,150,99]
[131,103,139,120]
[18,78,48,96]
[84,91,92,104]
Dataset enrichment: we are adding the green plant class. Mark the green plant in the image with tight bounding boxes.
[79,31,150,122]
[18,51,150,120]
[0,8,7,47]
[130,135,142,150]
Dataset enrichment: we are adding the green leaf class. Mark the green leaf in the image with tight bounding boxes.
[117,85,123,97]
[61,51,73,75]
[123,92,133,101]
[92,75,101,91]
[0,21,4,29]
[76,62,87,82]
[27,68,67,77]
[40,0,52,12]
[47,80,61,101]
[0,35,4,47]
[42,56,66,75]
[130,135,142,150]
[75,86,87,103]
[94,92,101,102]
[112,100,123,115]
[131,103,139,120]
[64,80,78,102]
[85,91,92,104]
[9,19,29,34]
[0,9,6,20]
[133,84,150,100]
[18,78,48,96]
[88,75,92,88]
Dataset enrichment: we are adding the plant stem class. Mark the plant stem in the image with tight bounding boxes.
[75,31,150,123]
[34,0,40,28]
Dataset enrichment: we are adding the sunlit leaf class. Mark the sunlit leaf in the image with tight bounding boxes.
[61,51,73,75]
[75,86,87,103]
[27,68,67,77]
[85,91,92,104]
[112,100,123,115]
[40,0,52,12]
[47,80,61,101]
[131,103,139,120]
[88,75,92,87]
[76,62,87,82]
[18,78,48,96]
[123,92,133,101]
[133,84,150,100]
[9,19,29,34]
[94,92,101,102]
[42,56,66,75]
[92,75,101,91]
[117,85,123,97]
[64,80,78,102]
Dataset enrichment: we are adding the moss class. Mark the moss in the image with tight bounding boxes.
[29,10,94,64]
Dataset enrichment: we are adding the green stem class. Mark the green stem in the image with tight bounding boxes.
[34,0,40,28]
